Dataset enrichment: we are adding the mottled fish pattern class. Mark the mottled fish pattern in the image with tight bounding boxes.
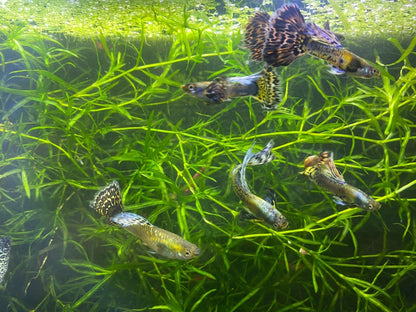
[245,3,379,78]
[90,181,200,260]
[182,66,282,110]
[0,236,11,284]
[301,151,381,211]
[232,141,288,230]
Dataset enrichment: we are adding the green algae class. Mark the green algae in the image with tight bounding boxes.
[0,1,415,311]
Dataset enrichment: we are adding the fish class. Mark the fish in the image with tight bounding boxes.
[232,140,288,230]
[181,66,282,110]
[0,236,11,284]
[301,151,381,211]
[90,181,200,260]
[245,3,380,78]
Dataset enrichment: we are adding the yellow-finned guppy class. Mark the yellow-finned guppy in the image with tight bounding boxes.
[232,140,288,230]
[182,66,281,110]
[90,181,200,260]
[301,151,381,211]
[245,3,380,78]
[0,236,11,284]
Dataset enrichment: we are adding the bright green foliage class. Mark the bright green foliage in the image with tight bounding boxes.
[0,0,254,39]
[0,1,415,312]
[304,0,416,37]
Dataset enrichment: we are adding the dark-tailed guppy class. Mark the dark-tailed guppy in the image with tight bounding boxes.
[0,236,11,284]
[182,66,281,110]
[232,140,288,230]
[301,151,381,211]
[245,3,380,78]
[91,181,200,260]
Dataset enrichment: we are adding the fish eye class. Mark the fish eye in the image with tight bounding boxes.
[188,84,194,91]
[185,249,192,257]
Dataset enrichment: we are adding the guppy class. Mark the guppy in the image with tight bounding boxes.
[301,151,381,211]
[90,181,200,260]
[182,66,281,110]
[0,236,11,284]
[245,3,380,78]
[232,140,288,230]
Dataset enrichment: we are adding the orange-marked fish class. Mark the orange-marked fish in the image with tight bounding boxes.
[245,3,379,78]
[301,151,381,211]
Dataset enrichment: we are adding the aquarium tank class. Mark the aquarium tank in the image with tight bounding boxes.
[0,0,415,311]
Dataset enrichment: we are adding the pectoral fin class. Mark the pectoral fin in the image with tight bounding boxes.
[332,196,347,206]
[328,66,346,75]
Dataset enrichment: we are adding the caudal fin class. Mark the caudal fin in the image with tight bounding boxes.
[246,140,275,167]
[238,140,275,192]
[255,66,282,110]
[245,12,271,61]
[263,3,308,67]
[90,180,124,219]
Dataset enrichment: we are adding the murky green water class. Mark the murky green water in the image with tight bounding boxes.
[0,0,415,311]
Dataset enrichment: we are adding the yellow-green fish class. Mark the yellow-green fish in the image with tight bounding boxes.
[90,181,200,260]
[0,236,11,284]
[245,3,380,78]
[182,66,281,110]
[301,151,381,211]
[232,141,288,230]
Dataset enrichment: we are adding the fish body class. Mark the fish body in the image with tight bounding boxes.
[0,236,11,284]
[182,66,281,110]
[232,141,288,230]
[306,39,380,78]
[90,181,200,260]
[245,3,379,78]
[302,152,381,211]
[111,212,200,260]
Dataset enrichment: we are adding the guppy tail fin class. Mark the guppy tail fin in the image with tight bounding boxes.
[254,66,282,110]
[263,3,308,67]
[238,140,275,192]
[246,140,275,166]
[245,11,271,61]
[90,180,124,219]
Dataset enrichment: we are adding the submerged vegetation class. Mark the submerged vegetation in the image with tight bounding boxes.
[0,0,415,38]
[0,0,416,311]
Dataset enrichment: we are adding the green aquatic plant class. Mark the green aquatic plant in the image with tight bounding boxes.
[0,2,415,311]
[303,0,416,37]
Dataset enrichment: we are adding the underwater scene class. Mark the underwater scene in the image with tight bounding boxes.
[0,0,416,311]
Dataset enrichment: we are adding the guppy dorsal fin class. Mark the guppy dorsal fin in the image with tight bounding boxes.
[318,151,345,182]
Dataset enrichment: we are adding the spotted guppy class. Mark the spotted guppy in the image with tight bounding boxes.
[91,181,200,260]
[245,3,380,78]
